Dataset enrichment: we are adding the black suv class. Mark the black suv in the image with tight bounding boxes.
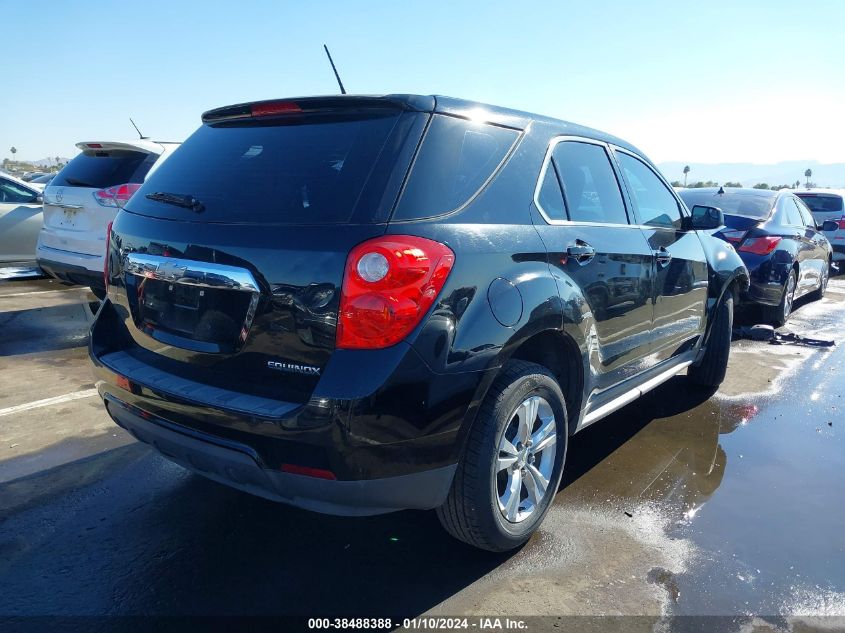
[90,95,748,551]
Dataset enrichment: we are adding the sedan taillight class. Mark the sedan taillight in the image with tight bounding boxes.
[720,229,747,244]
[738,236,782,255]
[93,183,142,208]
[337,236,455,349]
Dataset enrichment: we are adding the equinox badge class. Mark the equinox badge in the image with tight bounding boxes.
[267,360,321,376]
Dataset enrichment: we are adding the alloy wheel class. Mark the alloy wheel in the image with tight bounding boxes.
[783,272,796,320]
[495,395,557,523]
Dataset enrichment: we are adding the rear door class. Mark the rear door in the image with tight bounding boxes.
[532,138,654,393]
[794,196,828,291]
[41,144,161,256]
[613,150,709,363]
[778,195,819,294]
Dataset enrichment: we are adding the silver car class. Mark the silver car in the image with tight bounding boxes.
[0,174,43,266]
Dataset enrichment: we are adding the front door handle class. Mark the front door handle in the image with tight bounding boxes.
[655,247,672,267]
[566,241,596,265]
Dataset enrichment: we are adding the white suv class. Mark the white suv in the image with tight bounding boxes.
[37,140,179,297]
[795,189,845,266]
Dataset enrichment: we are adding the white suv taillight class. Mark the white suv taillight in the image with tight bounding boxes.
[93,183,142,208]
[337,236,455,349]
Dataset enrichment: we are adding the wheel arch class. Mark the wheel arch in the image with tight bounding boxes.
[456,327,585,456]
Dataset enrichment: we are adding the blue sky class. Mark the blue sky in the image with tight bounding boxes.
[3,0,844,164]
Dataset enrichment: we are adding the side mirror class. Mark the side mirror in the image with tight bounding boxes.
[822,220,839,232]
[35,193,43,204]
[690,205,724,230]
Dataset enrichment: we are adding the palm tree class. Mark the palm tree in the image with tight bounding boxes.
[683,165,690,187]
[9,147,17,164]
[804,168,812,189]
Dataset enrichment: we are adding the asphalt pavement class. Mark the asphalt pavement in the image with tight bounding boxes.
[1,275,844,631]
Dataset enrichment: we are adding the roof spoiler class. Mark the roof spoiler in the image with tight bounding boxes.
[202,95,435,124]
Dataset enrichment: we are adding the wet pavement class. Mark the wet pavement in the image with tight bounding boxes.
[1,275,844,630]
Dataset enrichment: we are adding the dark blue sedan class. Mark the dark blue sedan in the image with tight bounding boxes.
[679,188,832,325]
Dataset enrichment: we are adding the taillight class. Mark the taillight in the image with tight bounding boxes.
[251,101,302,117]
[280,464,337,480]
[738,236,782,255]
[720,229,747,244]
[337,236,455,349]
[838,218,845,230]
[93,183,142,208]
[103,221,113,290]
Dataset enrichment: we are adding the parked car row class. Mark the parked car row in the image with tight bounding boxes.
[5,95,843,552]
[679,187,836,325]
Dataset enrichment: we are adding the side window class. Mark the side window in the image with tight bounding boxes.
[394,115,519,220]
[551,141,628,224]
[616,152,683,230]
[536,163,566,221]
[0,178,37,204]
[793,198,815,228]
[781,197,803,226]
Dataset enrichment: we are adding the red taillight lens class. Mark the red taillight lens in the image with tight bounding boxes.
[93,183,142,208]
[739,236,782,255]
[720,229,747,244]
[251,101,302,117]
[838,218,845,230]
[280,464,337,480]
[103,221,113,290]
[337,236,455,349]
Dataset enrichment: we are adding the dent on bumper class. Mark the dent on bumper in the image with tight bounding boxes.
[744,280,785,306]
[105,395,457,516]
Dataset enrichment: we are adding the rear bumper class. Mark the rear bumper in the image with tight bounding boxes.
[738,254,789,306]
[105,395,456,516]
[37,244,104,291]
[90,299,491,515]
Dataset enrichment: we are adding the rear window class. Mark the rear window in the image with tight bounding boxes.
[679,191,774,220]
[52,150,157,189]
[392,115,519,221]
[128,111,410,224]
[796,193,844,214]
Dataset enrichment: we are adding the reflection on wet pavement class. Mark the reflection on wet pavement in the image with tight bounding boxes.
[435,281,845,620]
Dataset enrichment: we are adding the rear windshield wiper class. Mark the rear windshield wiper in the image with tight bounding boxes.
[63,177,97,187]
[145,191,205,213]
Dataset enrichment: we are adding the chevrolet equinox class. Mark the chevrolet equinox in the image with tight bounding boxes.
[90,95,749,551]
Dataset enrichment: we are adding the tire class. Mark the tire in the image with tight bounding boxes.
[762,268,796,326]
[688,293,733,388]
[437,360,568,552]
[809,260,830,301]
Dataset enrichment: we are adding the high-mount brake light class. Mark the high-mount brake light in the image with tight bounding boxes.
[87,143,103,149]
[337,236,455,350]
[93,183,142,208]
[251,101,302,117]
[738,236,782,255]
[103,221,113,290]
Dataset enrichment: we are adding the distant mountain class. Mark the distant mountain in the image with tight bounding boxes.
[27,157,71,168]
[657,160,845,189]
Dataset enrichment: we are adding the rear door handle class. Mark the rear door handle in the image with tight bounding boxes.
[655,247,672,267]
[566,241,596,265]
